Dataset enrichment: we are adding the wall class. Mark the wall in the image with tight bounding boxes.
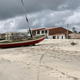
[69,33,80,39]
[47,34,66,39]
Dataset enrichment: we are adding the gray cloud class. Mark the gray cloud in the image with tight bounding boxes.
[0,0,80,33]
[0,0,80,20]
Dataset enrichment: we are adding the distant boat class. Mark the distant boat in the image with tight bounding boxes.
[0,35,45,48]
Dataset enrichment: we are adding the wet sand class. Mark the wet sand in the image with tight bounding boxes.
[0,39,80,80]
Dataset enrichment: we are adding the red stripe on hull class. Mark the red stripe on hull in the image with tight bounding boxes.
[0,37,45,48]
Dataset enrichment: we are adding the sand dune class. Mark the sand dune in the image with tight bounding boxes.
[0,39,80,80]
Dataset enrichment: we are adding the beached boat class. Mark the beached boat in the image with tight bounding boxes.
[0,35,45,48]
[0,1,45,48]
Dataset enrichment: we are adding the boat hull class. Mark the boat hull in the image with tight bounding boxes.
[0,36,45,48]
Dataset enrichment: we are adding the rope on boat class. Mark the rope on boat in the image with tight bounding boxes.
[21,0,33,38]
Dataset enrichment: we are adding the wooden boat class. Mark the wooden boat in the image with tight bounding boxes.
[0,1,45,48]
[0,36,45,48]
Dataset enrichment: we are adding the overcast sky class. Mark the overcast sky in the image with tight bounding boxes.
[0,0,80,33]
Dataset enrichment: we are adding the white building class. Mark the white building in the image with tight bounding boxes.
[5,32,28,40]
[32,27,72,39]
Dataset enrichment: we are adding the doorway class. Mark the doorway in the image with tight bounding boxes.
[53,36,56,39]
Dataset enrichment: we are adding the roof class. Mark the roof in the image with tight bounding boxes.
[48,27,72,35]
[32,27,58,31]
[32,27,72,31]
[32,28,45,31]
[32,27,73,35]
[45,27,59,30]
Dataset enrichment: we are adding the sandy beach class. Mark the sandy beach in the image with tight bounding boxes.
[0,39,80,80]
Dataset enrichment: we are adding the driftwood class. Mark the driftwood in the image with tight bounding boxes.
[71,42,77,46]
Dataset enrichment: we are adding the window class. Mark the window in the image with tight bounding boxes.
[45,30,47,34]
[37,30,40,34]
[53,36,56,39]
[42,30,44,34]
[57,36,59,39]
[62,36,63,39]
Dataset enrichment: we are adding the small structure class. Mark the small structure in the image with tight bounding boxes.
[69,33,80,39]
[32,27,72,39]
[0,33,6,40]
[5,32,28,40]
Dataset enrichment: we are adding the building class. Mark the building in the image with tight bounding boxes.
[0,32,29,41]
[32,27,72,39]
[0,33,6,40]
[5,32,28,40]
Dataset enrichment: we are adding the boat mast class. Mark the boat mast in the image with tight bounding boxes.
[21,0,33,38]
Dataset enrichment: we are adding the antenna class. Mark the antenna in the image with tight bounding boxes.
[20,0,33,38]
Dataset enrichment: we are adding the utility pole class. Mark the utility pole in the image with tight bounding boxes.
[66,24,69,39]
